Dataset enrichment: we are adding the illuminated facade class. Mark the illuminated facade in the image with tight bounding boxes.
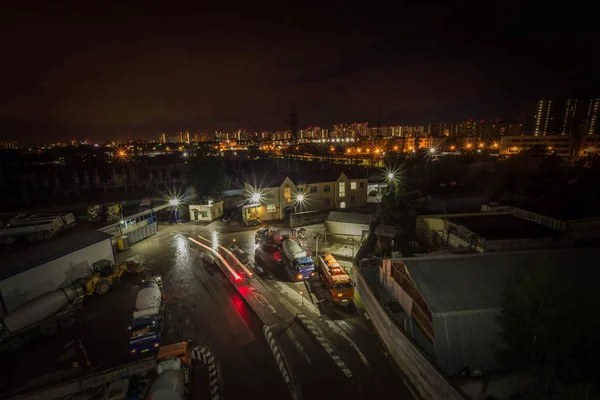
[243,172,368,222]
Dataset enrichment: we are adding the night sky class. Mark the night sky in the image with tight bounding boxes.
[1,4,598,140]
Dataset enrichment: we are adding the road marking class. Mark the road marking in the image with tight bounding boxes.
[263,324,299,400]
[295,313,352,378]
[194,347,221,400]
[285,328,312,364]
[326,320,371,370]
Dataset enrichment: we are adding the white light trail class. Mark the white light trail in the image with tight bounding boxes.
[187,237,242,281]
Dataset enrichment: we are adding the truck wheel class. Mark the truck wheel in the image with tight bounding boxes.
[95,279,111,295]
[7,338,23,351]
[42,323,58,336]
[60,315,75,328]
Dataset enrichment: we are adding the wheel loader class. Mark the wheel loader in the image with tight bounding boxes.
[80,258,144,295]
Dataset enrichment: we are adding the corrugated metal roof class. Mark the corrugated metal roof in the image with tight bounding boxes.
[404,247,600,313]
[0,230,113,280]
[327,211,374,225]
[433,308,504,375]
[402,247,600,376]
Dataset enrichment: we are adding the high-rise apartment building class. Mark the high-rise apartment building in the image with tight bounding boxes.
[530,98,600,136]
[351,122,369,138]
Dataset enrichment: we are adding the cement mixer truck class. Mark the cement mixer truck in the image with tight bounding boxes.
[129,276,164,355]
[147,341,194,400]
[282,238,315,281]
[0,286,85,352]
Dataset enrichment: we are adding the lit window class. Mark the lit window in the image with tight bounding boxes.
[267,204,276,212]
[340,201,346,209]
[311,186,317,193]
[351,181,357,190]
[284,187,291,203]
[339,181,346,198]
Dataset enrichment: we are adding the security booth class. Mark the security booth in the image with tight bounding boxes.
[242,203,261,226]
[189,201,224,222]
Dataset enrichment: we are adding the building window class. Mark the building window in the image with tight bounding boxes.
[284,187,291,203]
[267,204,276,212]
[324,198,331,206]
[200,211,209,218]
[340,201,346,209]
[359,182,364,189]
[339,181,346,198]
[351,181,357,190]
[266,191,275,199]
[351,195,355,202]
[324,185,331,193]
[311,186,317,193]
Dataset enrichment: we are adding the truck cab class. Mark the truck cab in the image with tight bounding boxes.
[129,315,161,355]
[292,256,315,281]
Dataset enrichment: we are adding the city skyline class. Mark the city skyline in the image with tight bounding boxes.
[2,5,599,141]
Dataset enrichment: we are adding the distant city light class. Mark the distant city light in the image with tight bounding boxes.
[182,152,188,157]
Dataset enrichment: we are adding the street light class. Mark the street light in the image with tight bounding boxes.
[250,189,262,203]
[169,198,180,206]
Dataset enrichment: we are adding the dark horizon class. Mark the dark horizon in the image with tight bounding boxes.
[2,4,599,141]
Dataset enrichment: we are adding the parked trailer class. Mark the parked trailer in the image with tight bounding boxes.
[0,286,85,352]
[0,213,76,244]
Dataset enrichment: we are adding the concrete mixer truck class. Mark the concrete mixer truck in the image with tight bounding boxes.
[129,276,164,355]
[0,285,85,352]
[147,341,195,400]
[282,238,315,281]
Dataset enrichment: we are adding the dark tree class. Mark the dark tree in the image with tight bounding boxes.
[498,267,600,399]
[185,157,227,199]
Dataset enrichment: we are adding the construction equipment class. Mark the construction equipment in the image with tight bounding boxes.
[79,259,142,296]
[129,276,164,355]
[0,286,85,352]
[318,253,354,305]
[0,213,76,244]
[282,238,315,281]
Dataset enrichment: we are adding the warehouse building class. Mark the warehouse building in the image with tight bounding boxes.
[325,211,374,240]
[377,247,599,376]
[0,230,114,316]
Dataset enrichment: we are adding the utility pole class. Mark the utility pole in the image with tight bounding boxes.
[289,103,298,142]
[377,104,382,139]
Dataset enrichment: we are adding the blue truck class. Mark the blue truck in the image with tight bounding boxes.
[129,276,164,355]
[282,238,315,281]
